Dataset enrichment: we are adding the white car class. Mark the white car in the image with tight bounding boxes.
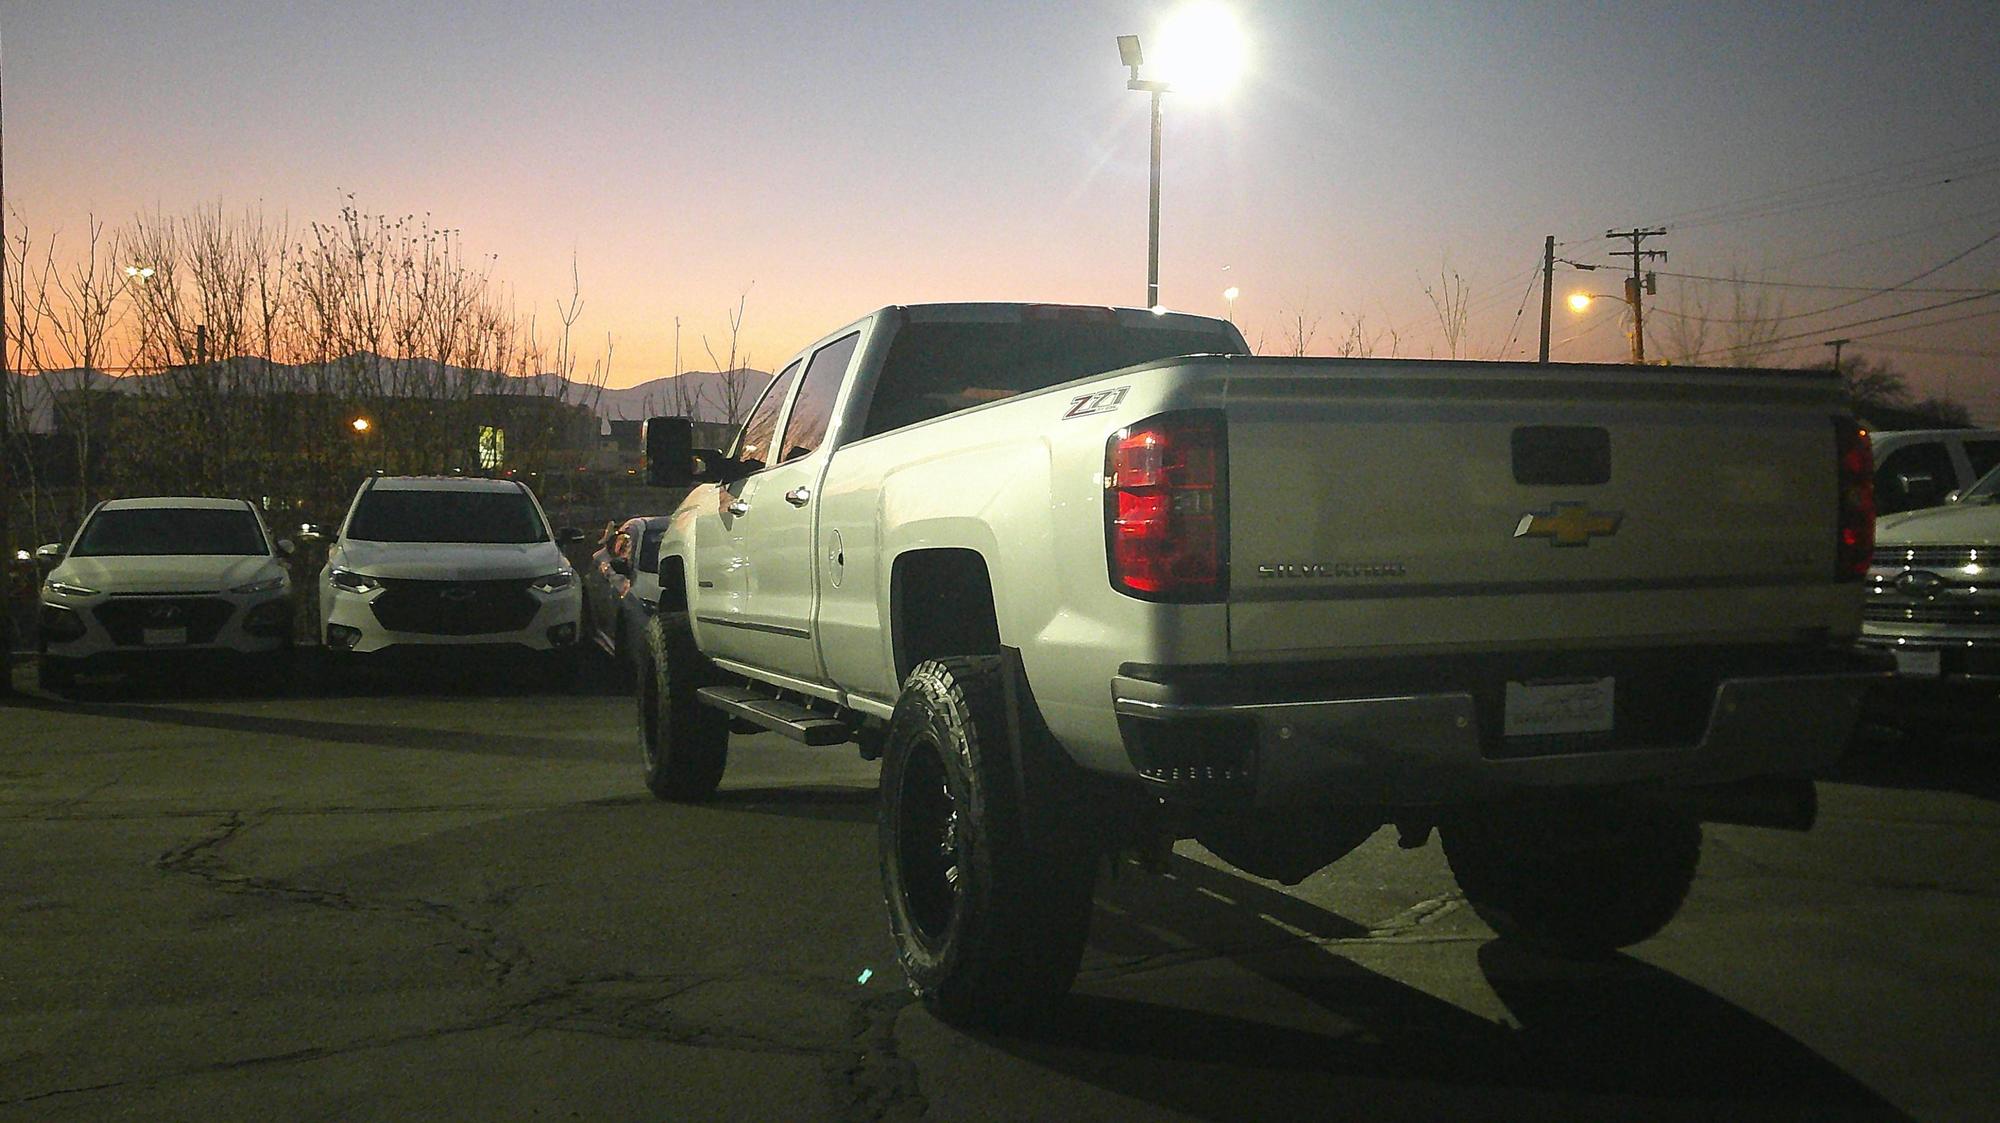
[1861,462,2000,683]
[317,476,585,671]
[36,496,295,694]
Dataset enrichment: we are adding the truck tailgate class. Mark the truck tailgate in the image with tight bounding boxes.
[1219,360,1849,658]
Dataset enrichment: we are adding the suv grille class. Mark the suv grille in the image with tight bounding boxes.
[1864,602,1996,626]
[1871,546,1989,569]
[95,596,233,645]
[369,578,538,636]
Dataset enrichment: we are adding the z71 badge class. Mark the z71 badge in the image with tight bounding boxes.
[1063,386,1128,419]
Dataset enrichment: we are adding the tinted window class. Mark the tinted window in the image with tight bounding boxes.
[781,333,860,463]
[1875,444,1957,514]
[860,322,1240,438]
[1963,439,2000,481]
[735,361,801,473]
[638,527,666,574]
[73,507,266,557]
[346,488,548,544]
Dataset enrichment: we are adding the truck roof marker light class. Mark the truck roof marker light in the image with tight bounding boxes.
[1106,411,1227,601]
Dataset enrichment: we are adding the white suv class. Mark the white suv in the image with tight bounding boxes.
[317,476,584,667]
[36,497,294,693]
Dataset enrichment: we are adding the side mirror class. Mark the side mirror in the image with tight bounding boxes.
[610,556,633,577]
[556,527,587,546]
[276,538,297,557]
[35,543,64,564]
[645,416,697,487]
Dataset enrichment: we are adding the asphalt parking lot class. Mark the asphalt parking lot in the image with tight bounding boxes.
[1,663,1996,1121]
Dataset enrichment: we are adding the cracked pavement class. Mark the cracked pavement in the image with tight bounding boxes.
[1,667,1996,1120]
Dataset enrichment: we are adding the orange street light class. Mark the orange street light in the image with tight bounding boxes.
[350,417,373,434]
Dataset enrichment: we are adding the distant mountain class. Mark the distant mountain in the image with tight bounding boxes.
[4,358,772,433]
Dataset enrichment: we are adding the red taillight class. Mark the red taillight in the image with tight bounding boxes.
[1105,411,1227,601]
[1835,419,1874,581]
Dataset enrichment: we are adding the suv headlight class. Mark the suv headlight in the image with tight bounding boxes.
[232,575,288,595]
[43,579,99,598]
[529,569,575,594]
[329,567,382,593]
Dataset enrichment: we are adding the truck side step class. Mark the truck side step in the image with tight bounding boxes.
[696,685,853,746]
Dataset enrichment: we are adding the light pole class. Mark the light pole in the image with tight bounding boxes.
[1119,34,1169,310]
[1119,10,1247,313]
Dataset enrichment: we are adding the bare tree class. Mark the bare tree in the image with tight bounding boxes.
[1421,261,1470,359]
[701,288,759,427]
[1656,271,1789,367]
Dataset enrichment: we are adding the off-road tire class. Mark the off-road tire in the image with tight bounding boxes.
[636,612,728,801]
[1440,792,1701,958]
[879,657,1097,1029]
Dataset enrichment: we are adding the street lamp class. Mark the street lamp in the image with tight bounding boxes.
[350,416,372,435]
[1120,7,1247,311]
[1223,285,1240,322]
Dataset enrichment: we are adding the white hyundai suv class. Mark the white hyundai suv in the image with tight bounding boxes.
[36,496,295,694]
[317,476,584,672]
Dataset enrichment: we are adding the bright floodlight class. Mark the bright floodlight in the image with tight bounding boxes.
[1567,292,1594,313]
[1117,34,1143,69]
[1153,4,1247,98]
[351,417,372,434]
[1223,286,1240,301]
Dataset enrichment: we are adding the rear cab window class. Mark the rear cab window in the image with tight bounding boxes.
[859,319,1241,439]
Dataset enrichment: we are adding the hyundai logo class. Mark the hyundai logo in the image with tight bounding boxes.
[146,605,183,623]
[438,586,478,603]
[1893,570,1946,599]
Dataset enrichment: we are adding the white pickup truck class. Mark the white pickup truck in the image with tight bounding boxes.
[636,302,1885,1027]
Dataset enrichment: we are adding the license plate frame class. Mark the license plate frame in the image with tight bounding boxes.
[1504,676,1615,737]
[1892,647,1942,678]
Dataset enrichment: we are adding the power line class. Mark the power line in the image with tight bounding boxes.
[1655,271,1995,295]
[1679,290,2000,364]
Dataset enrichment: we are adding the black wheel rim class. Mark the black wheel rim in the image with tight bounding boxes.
[896,732,960,946]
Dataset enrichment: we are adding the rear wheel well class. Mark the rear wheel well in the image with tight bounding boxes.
[891,549,1000,682]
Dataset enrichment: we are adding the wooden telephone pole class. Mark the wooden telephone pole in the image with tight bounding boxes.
[1607,227,1666,364]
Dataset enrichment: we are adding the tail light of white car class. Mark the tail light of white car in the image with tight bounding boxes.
[1835,420,1875,581]
[1105,410,1228,602]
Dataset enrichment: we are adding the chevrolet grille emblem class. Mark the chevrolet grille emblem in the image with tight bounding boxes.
[1514,502,1623,547]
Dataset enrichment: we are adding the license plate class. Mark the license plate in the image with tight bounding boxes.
[141,626,188,646]
[1504,677,1615,737]
[1893,648,1942,678]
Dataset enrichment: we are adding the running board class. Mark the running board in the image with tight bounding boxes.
[696,685,853,746]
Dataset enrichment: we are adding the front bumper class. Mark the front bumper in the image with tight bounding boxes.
[1112,646,1890,808]
[40,592,293,661]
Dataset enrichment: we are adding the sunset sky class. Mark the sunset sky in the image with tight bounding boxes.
[7,2,1998,418]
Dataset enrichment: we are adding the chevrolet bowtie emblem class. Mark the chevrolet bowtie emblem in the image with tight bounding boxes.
[1514,502,1623,547]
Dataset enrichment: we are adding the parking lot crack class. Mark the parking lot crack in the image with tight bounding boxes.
[829,991,926,1123]
[154,813,533,987]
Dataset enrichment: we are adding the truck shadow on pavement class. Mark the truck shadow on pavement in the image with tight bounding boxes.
[986,854,1911,1121]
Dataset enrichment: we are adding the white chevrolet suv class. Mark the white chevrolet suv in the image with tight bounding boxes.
[36,496,294,694]
[317,476,585,672]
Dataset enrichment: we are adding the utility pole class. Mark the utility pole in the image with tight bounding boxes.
[1538,235,1554,363]
[1825,338,1850,375]
[1606,227,1666,364]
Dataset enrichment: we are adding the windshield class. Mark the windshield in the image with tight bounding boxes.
[346,488,549,544]
[860,321,1243,438]
[72,507,267,557]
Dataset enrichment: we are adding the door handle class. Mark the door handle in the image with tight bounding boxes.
[784,487,812,507]
[726,500,750,517]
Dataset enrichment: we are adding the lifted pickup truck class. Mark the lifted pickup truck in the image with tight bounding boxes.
[636,302,1884,1027]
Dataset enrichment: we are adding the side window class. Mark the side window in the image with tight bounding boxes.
[735,360,801,473]
[1875,443,1958,514]
[780,333,861,463]
[1962,439,2000,481]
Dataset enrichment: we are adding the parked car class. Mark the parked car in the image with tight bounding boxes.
[580,515,672,682]
[36,496,295,694]
[1861,461,2000,683]
[1868,428,2000,515]
[316,476,586,676]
